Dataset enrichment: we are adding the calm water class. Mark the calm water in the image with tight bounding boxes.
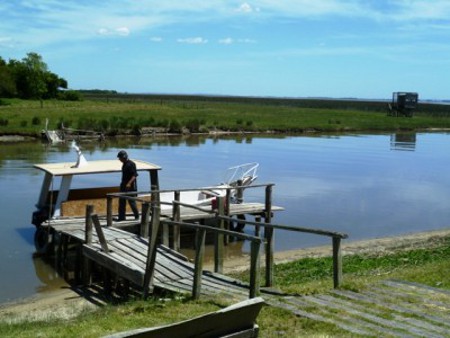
[1,132,450,304]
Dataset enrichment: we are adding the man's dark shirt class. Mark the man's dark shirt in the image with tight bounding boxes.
[121,159,138,191]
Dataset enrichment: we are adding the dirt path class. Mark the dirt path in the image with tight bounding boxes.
[1,228,449,323]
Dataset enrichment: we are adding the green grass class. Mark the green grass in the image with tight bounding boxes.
[1,236,449,337]
[2,97,450,136]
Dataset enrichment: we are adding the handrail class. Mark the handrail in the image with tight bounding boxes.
[217,215,348,239]
[105,182,348,292]
[106,182,275,201]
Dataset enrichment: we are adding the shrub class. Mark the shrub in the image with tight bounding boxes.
[185,119,202,132]
[32,116,41,125]
[59,90,83,101]
[20,120,28,127]
[0,118,8,126]
[168,119,182,133]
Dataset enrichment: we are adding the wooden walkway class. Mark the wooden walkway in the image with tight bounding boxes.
[81,227,254,300]
[269,279,450,337]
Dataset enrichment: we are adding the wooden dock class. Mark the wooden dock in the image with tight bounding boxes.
[39,183,348,302]
[43,195,284,299]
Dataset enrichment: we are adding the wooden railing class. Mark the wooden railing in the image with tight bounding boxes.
[103,183,348,297]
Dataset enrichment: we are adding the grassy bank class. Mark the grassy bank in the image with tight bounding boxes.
[1,235,449,337]
[2,96,450,137]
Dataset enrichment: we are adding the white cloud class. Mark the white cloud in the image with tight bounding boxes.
[238,38,256,44]
[236,3,260,13]
[150,37,163,42]
[97,27,130,36]
[219,37,234,44]
[177,37,208,44]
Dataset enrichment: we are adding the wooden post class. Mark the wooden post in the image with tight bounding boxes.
[254,216,261,237]
[85,205,94,244]
[332,236,343,288]
[236,179,244,203]
[140,202,150,238]
[92,214,109,253]
[143,204,161,299]
[214,196,225,274]
[106,196,113,227]
[224,188,231,245]
[192,228,206,299]
[264,185,274,287]
[249,240,261,298]
[172,191,181,251]
[82,205,94,285]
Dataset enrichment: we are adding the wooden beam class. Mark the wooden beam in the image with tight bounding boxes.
[193,228,206,299]
[332,236,343,288]
[143,204,161,298]
[214,197,225,274]
[249,240,261,298]
[172,191,181,251]
[92,214,109,253]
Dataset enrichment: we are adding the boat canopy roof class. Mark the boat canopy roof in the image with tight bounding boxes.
[34,159,161,177]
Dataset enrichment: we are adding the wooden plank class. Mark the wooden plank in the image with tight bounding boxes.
[332,289,450,329]
[302,295,428,338]
[383,279,450,296]
[83,245,144,286]
[268,298,373,337]
[104,297,264,338]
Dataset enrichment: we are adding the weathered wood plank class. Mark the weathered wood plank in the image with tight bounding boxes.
[332,289,450,329]
[104,297,264,338]
[316,294,450,337]
[267,298,373,337]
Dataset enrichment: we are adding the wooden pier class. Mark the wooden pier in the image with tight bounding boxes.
[39,183,348,300]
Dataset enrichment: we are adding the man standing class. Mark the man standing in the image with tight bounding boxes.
[116,150,139,221]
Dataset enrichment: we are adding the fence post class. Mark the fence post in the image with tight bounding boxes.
[82,204,94,285]
[236,179,244,203]
[249,240,261,298]
[140,202,151,238]
[264,185,274,287]
[143,204,161,299]
[193,228,206,299]
[224,188,231,245]
[214,196,225,274]
[172,191,181,251]
[106,195,113,227]
[332,236,343,288]
[92,214,109,253]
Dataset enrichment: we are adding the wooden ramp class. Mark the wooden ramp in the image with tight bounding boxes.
[54,225,255,300]
[269,280,450,337]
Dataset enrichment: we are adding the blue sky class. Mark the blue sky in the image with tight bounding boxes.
[1,1,449,100]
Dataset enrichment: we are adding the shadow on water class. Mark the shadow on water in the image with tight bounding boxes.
[16,227,35,246]
[33,256,68,293]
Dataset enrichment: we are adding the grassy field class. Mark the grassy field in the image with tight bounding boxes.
[2,95,450,137]
[1,235,449,337]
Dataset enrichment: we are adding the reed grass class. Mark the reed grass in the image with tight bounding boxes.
[2,97,450,136]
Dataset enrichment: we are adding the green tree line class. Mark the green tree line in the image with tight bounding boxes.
[0,52,69,100]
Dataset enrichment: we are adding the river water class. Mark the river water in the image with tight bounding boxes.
[1,132,450,304]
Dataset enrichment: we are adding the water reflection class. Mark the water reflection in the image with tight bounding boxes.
[390,133,417,151]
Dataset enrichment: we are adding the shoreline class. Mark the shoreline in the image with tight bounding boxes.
[1,228,449,323]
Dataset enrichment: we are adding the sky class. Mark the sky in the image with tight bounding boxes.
[1,1,449,100]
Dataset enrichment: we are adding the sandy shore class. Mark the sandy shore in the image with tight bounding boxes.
[1,228,449,323]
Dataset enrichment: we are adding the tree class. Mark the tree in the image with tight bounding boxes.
[44,71,67,99]
[21,52,48,100]
[2,52,69,100]
[0,57,17,97]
